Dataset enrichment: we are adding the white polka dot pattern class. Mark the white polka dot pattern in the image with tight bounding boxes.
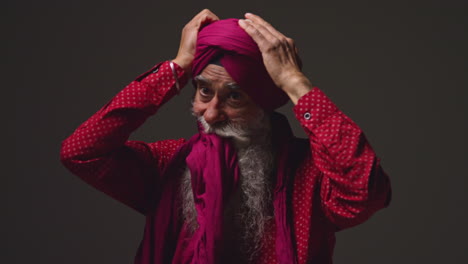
[60,67,391,263]
[60,61,188,215]
[284,87,391,264]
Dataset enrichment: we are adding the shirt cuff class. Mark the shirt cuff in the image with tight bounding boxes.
[140,61,189,104]
[137,61,188,87]
[293,87,339,131]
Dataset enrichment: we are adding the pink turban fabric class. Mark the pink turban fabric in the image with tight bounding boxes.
[192,18,289,111]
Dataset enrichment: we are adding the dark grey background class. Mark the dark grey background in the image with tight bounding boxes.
[8,0,467,263]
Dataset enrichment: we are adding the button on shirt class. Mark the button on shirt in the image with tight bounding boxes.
[60,61,392,264]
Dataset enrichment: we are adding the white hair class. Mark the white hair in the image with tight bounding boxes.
[180,108,275,261]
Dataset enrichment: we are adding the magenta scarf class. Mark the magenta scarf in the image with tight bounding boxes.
[135,113,303,264]
[180,133,241,263]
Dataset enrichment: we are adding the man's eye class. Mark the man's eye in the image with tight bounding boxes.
[228,92,242,101]
[199,87,211,96]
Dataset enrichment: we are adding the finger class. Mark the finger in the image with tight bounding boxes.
[191,9,219,28]
[194,9,216,19]
[191,9,208,21]
[238,19,277,50]
[198,13,219,29]
[238,19,269,48]
[245,13,284,39]
[201,9,220,22]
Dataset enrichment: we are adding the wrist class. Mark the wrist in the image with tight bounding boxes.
[281,73,314,105]
[172,57,192,76]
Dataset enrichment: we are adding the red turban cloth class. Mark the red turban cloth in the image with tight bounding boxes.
[192,18,289,111]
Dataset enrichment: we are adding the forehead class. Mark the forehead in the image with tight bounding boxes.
[198,64,236,84]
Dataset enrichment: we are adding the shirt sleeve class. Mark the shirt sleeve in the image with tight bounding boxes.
[60,61,189,215]
[293,87,392,231]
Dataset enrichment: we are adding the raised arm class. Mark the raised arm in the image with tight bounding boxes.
[239,13,391,230]
[60,9,219,215]
[60,61,188,215]
[293,88,391,230]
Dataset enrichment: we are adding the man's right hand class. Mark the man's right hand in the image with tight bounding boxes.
[173,9,219,76]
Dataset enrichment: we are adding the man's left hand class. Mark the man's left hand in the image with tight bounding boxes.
[238,13,313,104]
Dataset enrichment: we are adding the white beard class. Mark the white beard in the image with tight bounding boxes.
[180,109,275,261]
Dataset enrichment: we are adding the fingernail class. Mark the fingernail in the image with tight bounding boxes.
[245,12,253,16]
[245,19,252,23]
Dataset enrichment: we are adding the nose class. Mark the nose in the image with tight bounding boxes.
[203,97,227,125]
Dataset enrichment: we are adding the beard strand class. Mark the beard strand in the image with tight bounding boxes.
[235,141,275,261]
[181,108,275,261]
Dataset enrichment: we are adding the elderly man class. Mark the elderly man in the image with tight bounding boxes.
[60,9,391,264]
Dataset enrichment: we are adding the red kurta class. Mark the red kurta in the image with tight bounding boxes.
[60,61,391,264]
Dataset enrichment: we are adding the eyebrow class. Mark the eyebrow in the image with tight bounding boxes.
[194,75,240,90]
[194,75,211,85]
[226,82,240,90]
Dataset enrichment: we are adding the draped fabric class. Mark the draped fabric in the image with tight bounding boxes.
[192,18,289,111]
[146,113,300,264]
[61,61,392,264]
[184,133,240,263]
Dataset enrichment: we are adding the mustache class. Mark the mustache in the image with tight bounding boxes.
[191,107,269,142]
[197,115,250,136]
[191,108,248,133]
[204,119,230,130]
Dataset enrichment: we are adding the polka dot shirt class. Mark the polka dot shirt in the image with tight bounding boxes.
[60,61,391,264]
